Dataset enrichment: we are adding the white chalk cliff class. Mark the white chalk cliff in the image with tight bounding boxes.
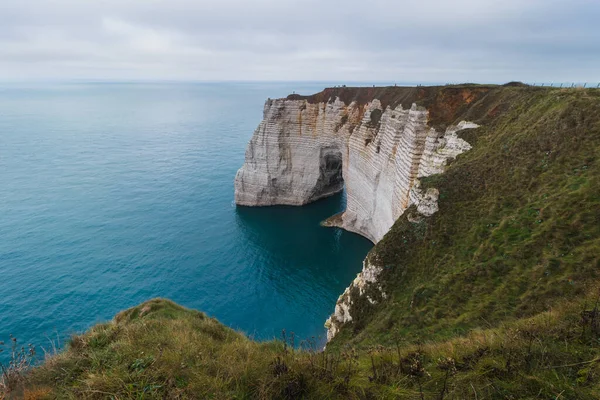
[234,92,479,340]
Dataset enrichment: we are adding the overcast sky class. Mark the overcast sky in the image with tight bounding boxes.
[1,0,598,82]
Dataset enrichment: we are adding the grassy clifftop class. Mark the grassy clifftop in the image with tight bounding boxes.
[6,85,600,399]
[333,85,600,348]
[17,295,600,399]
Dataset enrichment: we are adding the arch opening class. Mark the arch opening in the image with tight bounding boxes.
[309,147,344,202]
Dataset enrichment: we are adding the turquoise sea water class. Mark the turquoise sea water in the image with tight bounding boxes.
[0,82,372,355]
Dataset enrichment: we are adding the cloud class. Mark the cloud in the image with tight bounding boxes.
[0,0,598,82]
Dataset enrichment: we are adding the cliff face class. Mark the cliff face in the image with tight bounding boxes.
[235,86,485,341]
[234,89,477,243]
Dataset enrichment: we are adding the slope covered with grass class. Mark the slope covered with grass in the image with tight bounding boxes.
[6,85,600,399]
[17,294,600,399]
[333,86,600,349]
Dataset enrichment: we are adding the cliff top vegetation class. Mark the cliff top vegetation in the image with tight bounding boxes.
[13,292,600,399]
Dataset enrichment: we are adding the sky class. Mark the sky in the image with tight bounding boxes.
[0,0,598,83]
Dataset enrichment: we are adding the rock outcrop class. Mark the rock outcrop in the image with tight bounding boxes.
[325,258,384,341]
[234,97,349,206]
[234,87,480,341]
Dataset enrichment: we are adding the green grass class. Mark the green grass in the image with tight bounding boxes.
[18,294,600,399]
[334,87,600,348]
[8,86,600,399]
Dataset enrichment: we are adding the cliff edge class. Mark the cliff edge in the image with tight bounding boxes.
[235,84,600,344]
[235,86,488,243]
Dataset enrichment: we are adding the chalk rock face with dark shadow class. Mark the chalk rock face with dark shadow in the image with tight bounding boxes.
[234,89,477,243]
[234,97,348,207]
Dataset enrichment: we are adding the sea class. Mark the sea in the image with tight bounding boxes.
[0,82,373,357]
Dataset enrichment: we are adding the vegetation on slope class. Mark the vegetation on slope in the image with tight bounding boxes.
[3,85,600,399]
[12,294,600,399]
[335,86,600,349]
